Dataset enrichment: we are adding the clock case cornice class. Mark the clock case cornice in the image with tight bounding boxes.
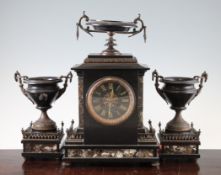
[71,54,149,73]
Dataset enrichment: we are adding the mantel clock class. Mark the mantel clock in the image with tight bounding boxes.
[63,12,159,163]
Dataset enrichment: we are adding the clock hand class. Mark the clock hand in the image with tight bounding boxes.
[110,87,114,98]
[108,103,112,118]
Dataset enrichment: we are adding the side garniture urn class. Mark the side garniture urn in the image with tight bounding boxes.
[152,70,208,159]
[15,71,72,159]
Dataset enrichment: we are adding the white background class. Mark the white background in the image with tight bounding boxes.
[0,0,220,149]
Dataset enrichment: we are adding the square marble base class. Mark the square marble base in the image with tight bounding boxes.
[21,126,64,159]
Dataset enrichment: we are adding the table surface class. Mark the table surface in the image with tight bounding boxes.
[0,150,221,175]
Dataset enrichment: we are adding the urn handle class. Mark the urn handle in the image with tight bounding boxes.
[128,13,147,43]
[76,11,93,39]
[14,71,34,104]
[152,70,168,104]
[57,72,73,100]
[193,71,208,98]
[14,71,28,96]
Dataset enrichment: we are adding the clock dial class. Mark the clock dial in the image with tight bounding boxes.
[86,77,135,126]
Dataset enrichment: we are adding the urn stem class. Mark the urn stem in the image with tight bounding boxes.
[101,32,121,56]
[166,109,191,132]
[31,110,57,131]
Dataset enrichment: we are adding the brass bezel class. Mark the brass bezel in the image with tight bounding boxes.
[86,76,135,126]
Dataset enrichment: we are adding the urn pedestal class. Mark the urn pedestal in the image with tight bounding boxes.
[158,123,201,159]
[21,123,64,159]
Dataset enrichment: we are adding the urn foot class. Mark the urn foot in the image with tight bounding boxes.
[165,110,191,132]
[32,111,57,131]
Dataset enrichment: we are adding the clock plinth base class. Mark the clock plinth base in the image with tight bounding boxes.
[21,125,64,160]
[63,145,159,164]
[62,123,159,164]
[158,126,201,160]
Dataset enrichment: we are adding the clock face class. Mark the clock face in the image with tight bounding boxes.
[86,76,135,126]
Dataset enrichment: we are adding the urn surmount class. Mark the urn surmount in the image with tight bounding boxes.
[15,71,72,159]
[62,12,159,164]
[152,70,208,159]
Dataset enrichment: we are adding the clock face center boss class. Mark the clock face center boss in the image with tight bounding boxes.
[86,76,135,126]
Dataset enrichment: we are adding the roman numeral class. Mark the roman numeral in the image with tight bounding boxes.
[93,98,100,103]
[108,112,113,118]
[94,105,102,112]
[108,83,113,90]
[121,98,129,103]
[101,110,106,116]
[95,91,101,96]
[100,85,106,91]
[116,110,121,116]
[119,105,127,111]
[116,85,121,91]
[120,91,127,96]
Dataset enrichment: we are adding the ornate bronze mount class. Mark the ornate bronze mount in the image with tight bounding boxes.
[76,11,146,56]
[152,70,208,132]
[15,71,72,131]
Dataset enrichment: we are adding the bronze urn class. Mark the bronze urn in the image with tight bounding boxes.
[15,71,72,131]
[152,70,207,132]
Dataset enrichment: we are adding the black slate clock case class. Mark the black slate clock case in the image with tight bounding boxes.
[73,54,149,145]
